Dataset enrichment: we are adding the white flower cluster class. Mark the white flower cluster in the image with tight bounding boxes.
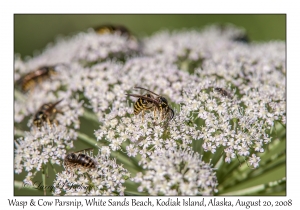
[132,148,217,195]
[53,148,130,195]
[14,61,84,129]
[14,24,285,195]
[14,125,76,183]
[14,28,141,195]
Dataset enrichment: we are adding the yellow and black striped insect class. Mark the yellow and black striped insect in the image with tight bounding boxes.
[33,99,63,129]
[94,24,136,40]
[215,87,232,99]
[17,66,57,92]
[126,86,174,122]
[64,148,97,171]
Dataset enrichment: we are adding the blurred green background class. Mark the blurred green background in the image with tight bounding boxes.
[14,14,286,58]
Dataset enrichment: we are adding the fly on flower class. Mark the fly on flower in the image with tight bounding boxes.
[64,148,97,172]
[126,86,174,123]
[33,99,63,129]
[215,87,232,99]
[17,66,57,92]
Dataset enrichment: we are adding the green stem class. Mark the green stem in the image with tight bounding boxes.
[42,165,47,195]
[14,129,25,137]
[83,109,99,123]
[49,162,58,174]
[214,151,224,169]
[233,118,238,132]
[77,132,101,147]
[220,184,265,195]
[14,181,40,192]
[14,89,27,102]
[276,120,286,129]
[124,191,147,196]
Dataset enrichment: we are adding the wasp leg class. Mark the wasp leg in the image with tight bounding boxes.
[46,117,52,129]
[161,111,166,121]
[53,119,59,126]
[142,110,144,123]
[160,107,163,122]
[37,126,42,131]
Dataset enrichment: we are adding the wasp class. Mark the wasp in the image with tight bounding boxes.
[33,99,63,129]
[17,66,57,92]
[64,148,97,172]
[215,87,232,99]
[126,86,174,122]
[94,24,136,40]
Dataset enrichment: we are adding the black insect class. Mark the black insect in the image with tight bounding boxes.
[215,87,232,99]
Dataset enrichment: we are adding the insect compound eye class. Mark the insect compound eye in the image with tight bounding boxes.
[36,111,44,118]
[39,66,50,73]
[42,104,50,110]
[67,153,77,162]
[42,66,56,75]
[71,154,77,160]
[160,97,168,106]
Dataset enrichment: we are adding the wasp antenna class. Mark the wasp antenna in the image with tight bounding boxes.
[52,99,63,107]
[56,98,64,103]
[134,86,160,96]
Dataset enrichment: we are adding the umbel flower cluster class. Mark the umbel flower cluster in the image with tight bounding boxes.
[14,24,286,196]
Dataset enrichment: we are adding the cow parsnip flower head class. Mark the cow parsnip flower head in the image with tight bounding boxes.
[14,24,286,196]
[132,147,217,196]
[14,125,76,181]
[53,148,130,196]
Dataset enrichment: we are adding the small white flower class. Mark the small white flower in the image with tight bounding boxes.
[249,154,261,168]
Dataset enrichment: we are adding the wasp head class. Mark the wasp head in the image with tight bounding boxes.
[65,153,78,163]
[33,111,46,127]
[40,66,56,76]
[158,96,169,108]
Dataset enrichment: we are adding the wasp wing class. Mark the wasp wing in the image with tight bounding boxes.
[134,86,160,97]
[126,93,160,106]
